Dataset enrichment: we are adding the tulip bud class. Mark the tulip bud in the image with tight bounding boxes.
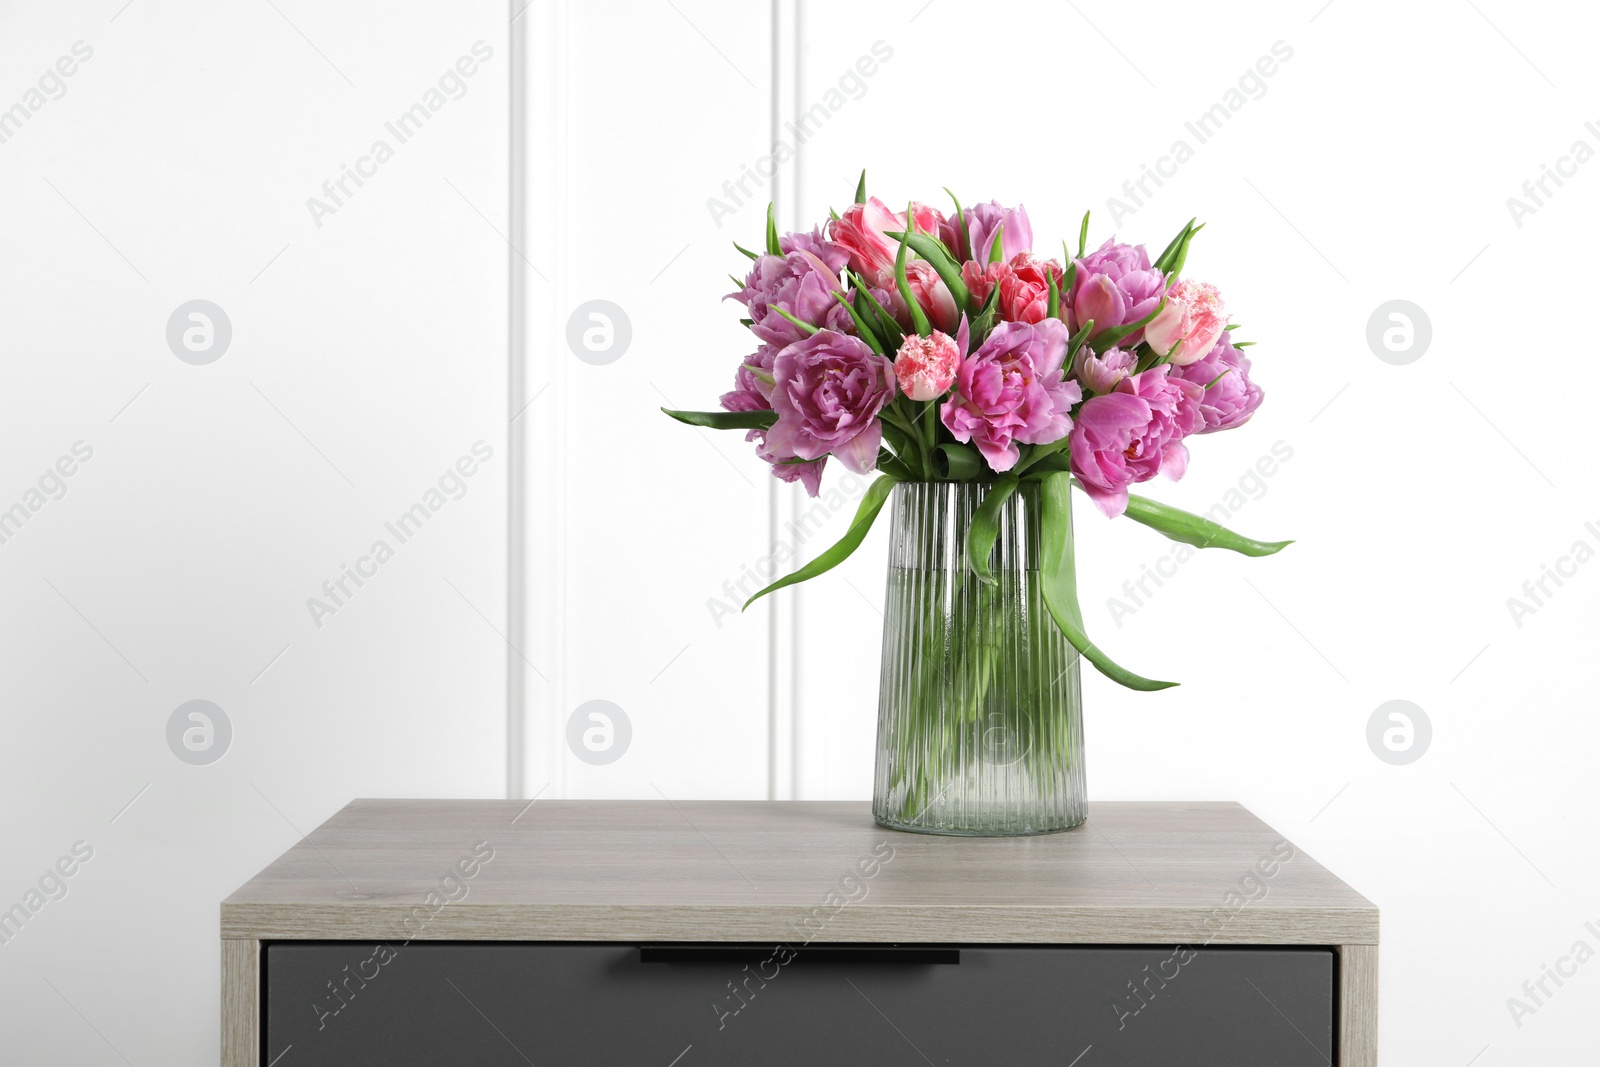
[894,331,961,402]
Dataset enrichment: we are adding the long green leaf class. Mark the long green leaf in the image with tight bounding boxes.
[661,407,777,430]
[894,209,932,336]
[851,273,906,349]
[885,230,972,312]
[744,475,899,609]
[966,475,1018,585]
[771,306,820,336]
[1039,472,1177,691]
[1093,297,1166,352]
[854,169,867,204]
[944,187,967,261]
[1120,492,1292,556]
[833,292,884,354]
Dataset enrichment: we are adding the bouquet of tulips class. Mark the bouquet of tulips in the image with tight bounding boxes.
[665,173,1288,691]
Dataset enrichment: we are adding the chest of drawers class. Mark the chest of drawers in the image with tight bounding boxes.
[221,800,1378,1065]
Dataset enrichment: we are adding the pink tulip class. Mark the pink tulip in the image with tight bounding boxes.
[1068,367,1204,517]
[893,331,961,401]
[1144,279,1227,365]
[829,196,943,280]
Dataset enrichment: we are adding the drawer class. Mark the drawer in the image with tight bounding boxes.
[265,941,1334,1065]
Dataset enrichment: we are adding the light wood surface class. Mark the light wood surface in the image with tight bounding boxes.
[220,939,258,1067]
[1339,943,1380,1067]
[221,800,1376,946]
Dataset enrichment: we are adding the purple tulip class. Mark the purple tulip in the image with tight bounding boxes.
[719,345,777,413]
[1069,367,1204,518]
[940,319,1082,473]
[750,428,826,496]
[1070,239,1166,344]
[963,201,1033,263]
[1169,336,1264,433]
[765,329,895,475]
[729,236,853,348]
[1072,345,1137,395]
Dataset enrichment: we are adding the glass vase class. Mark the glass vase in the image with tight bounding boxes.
[872,480,1085,836]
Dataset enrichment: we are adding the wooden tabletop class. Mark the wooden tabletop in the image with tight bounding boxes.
[222,800,1377,946]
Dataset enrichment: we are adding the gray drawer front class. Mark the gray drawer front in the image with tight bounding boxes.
[266,942,1333,1065]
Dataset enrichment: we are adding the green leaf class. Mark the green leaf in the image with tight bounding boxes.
[1058,261,1077,323]
[771,306,820,336]
[944,187,967,261]
[662,407,777,430]
[885,230,972,313]
[733,241,760,261]
[1077,210,1091,258]
[1093,297,1166,352]
[1154,219,1205,278]
[854,169,868,204]
[851,273,906,349]
[1046,265,1060,321]
[988,223,1005,264]
[1152,218,1195,273]
[744,475,899,609]
[1120,492,1292,557]
[969,279,1002,342]
[935,442,983,481]
[877,449,915,481]
[833,292,884,354]
[894,212,932,336]
[1066,318,1096,359]
[966,475,1019,585]
[1039,472,1178,691]
[766,202,781,256]
[1233,341,1256,348]
[1019,450,1072,477]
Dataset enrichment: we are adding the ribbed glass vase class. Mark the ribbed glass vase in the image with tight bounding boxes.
[872,480,1085,836]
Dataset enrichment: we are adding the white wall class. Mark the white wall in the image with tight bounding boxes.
[524,1,1600,1064]
[0,1,509,1062]
[2,0,1596,1061]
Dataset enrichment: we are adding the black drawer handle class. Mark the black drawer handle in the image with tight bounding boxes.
[639,945,959,965]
